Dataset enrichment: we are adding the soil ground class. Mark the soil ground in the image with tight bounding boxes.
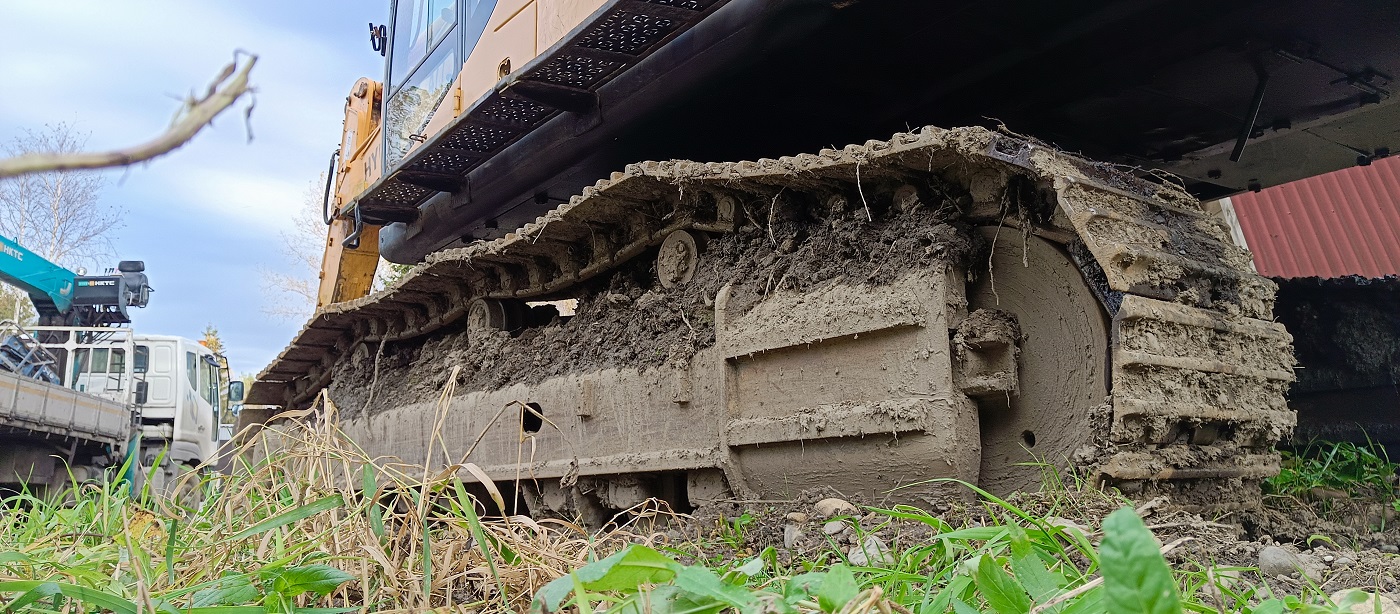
[644,487,1400,602]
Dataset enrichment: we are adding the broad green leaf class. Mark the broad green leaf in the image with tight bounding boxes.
[620,585,726,614]
[1,581,60,613]
[0,580,138,614]
[784,572,826,603]
[531,545,678,613]
[191,575,261,607]
[817,564,858,613]
[974,555,1030,614]
[1100,508,1181,614]
[672,565,759,610]
[228,495,343,541]
[267,564,355,599]
[1250,599,1284,614]
[1008,524,1064,604]
[735,557,764,577]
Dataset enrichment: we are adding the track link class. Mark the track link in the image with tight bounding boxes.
[251,126,1295,505]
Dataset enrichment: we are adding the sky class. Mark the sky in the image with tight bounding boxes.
[0,2,387,375]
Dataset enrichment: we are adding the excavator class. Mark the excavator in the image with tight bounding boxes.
[250,0,1399,517]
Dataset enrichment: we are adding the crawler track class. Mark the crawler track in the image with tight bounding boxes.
[251,126,1295,509]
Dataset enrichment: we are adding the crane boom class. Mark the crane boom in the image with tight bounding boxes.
[0,234,75,317]
[0,234,151,327]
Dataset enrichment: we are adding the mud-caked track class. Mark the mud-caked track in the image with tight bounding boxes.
[250,126,1295,517]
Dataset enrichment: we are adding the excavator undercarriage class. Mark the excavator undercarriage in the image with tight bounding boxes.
[249,127,1295,516]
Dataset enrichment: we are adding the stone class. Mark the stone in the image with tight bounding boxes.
[814,497,857,518]
[1336,556,1355,566]
[1330,590,1400,614]
[847,535,893,567]
[1259,546,1321,582]
[823,520,847,535]
[1383,544,1399,554]
[783,524,803,549]
[786,512,809,524]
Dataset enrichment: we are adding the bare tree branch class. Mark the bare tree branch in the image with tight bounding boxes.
[0,54,257,179]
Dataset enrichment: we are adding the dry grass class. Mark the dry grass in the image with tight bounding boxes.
[0,393,653,612]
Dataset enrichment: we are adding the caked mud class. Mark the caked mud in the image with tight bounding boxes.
[328,193,981,417]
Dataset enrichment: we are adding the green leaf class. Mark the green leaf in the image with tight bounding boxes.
[165,517,180,584]
[191,575,261,607]
[734,557,764,577]
[974,555,1030,614]
[531,545,678,613]
[361,465,384,539]
[453,478,508,613]
[0,580,138,614]
[266,564,355,599]
[621,585,727,614]
[1056,584,1104,614]
[1100,508,1181,614]
[0,552,33,565]
[950,598,982,614]
[784,572,826,603]
[228,495,343,541]
[1250,599,1285,614]
[1007,524,1064,604]
[924,575,972,614]
[817,564,858,613]
[176,608,266,614]
[672,565,759,610]
[1,581,60,613]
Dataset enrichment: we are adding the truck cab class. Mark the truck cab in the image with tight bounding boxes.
[40,328,242,485]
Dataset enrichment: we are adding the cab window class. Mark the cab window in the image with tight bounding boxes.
[186,352,198,392]
[390,0,458,90]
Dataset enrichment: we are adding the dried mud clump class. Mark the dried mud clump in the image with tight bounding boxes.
[329,184,979,416]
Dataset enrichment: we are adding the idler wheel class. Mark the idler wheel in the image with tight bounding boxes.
[970,227,1110,495]
[656,230,700,288]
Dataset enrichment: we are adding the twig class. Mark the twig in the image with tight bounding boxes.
[0,53,257,178]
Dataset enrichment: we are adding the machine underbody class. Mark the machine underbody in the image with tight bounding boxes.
[250,128,1295,517]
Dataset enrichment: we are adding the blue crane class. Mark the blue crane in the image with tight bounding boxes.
[0,233,151,327]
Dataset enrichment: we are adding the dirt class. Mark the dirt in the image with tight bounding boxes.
[328,180,982,417]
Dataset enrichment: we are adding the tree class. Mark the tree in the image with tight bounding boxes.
[201,323,226,357]
[259,177,327,321]
[0,124,123,324]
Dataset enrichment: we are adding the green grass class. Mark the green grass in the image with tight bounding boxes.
[1265,438,1400,519]
[530,480,1373,614]
[0,416,1389,613]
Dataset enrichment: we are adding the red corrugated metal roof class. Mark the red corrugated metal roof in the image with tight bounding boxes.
[1231,155,1400,279]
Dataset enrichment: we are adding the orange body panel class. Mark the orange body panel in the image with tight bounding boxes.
[317,78,384,309]
[319,0,607,306]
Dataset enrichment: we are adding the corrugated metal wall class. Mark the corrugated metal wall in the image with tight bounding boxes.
[1230,156,1400,279]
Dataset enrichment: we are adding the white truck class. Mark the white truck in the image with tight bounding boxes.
[0,236,243,496]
